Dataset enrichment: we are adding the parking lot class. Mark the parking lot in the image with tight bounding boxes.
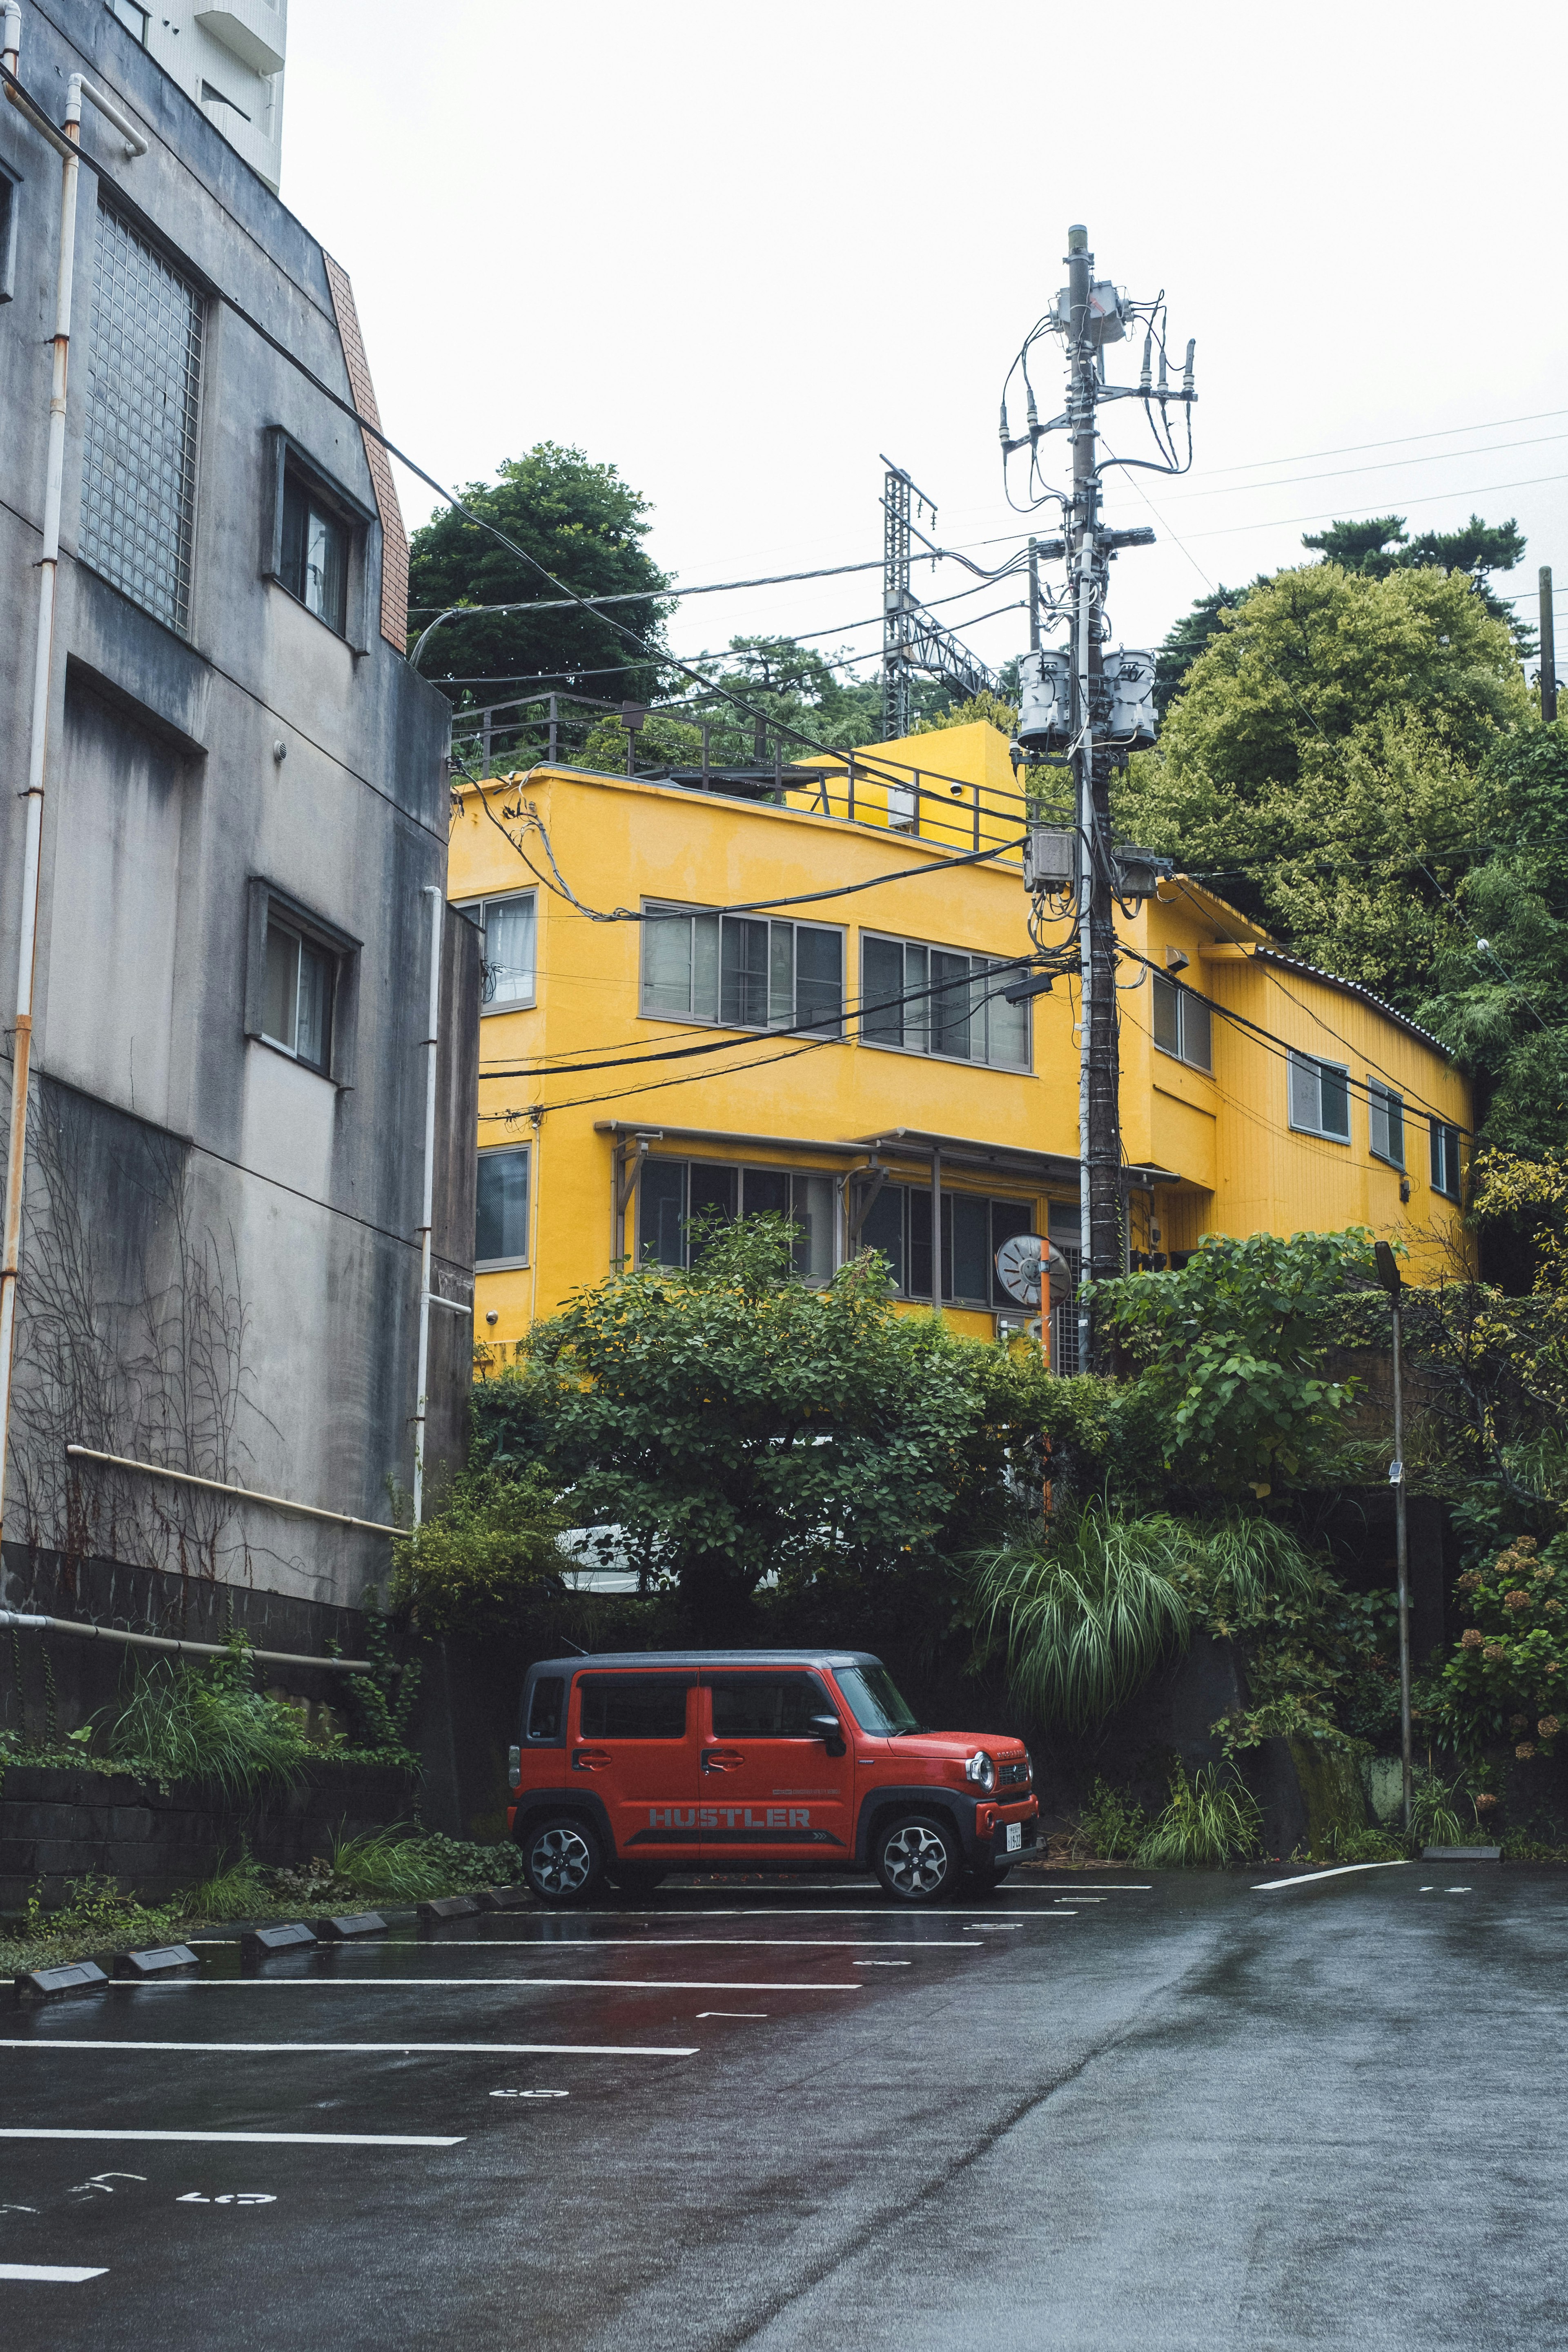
[3,1863,1565,2351]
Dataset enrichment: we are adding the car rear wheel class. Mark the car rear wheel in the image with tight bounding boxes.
[520,1815,604,1905]
[874,1813,960,1904]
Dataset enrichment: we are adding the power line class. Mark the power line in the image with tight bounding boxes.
[1185,405,1568,481]
[1179,470,1568,545]
[1158,428,1568,505]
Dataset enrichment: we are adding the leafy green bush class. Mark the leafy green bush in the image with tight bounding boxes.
[1428,1534,1568,1760]
[1322,1825,1405,1863]
[329,1826,520,1900]
[973,1503,1192,1728]
[1071,1778,1148,1860]
[390,1464,566,1635]
[1135,1764,1262,1866]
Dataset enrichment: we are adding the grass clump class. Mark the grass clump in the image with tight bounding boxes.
[973,1502,1192,1729]
[104,1645,308,1799]
[1069,1778,1148,1861]
[1135,1764,1262,1867]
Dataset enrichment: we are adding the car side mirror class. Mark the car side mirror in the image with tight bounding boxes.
[809,1712,846,1753]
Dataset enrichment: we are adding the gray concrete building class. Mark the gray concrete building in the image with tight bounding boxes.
[0,0,475,1657]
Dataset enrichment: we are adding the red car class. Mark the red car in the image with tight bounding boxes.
[508,1648,1039,1906]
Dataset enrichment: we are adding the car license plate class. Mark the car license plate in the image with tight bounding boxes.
[1004,1821,1022,1853]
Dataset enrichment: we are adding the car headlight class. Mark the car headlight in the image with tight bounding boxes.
[1022,1750,1033,1784]
[965,1750,996,1792]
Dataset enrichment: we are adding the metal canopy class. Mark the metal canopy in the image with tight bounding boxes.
[849,1127,1080,1188]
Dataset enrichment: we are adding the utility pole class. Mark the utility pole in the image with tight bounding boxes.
[882,462,913,741]
[1541,565,1557,723]
[1374,1241,1414,1834]
[1007,225,1188,1370]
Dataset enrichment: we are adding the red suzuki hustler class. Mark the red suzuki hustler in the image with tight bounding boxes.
[508,1649,1039,1906]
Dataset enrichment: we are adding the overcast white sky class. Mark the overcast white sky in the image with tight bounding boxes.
[281,0,1565,695]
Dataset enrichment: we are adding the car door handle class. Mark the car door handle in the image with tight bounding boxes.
[701,1748,743,1773]
[571,1748,611,1772]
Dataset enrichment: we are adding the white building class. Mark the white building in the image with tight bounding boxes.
[108,0,286,190]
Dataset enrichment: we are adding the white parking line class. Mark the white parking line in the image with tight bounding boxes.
[0,2129,463,2147]
[1252,1862,1411,1891]
[383,1938,982,1950]
[695,2011,767,2019]
[130,1976,860,1993]
[0,2264,108,2283]
[0,2040,698,2058]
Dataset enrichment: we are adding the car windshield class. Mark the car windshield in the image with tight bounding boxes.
[834,1663,922,1735]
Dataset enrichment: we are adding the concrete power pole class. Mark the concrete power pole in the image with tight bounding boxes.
[1541,566,1557,723]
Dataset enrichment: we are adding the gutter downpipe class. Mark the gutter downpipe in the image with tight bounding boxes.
[411,885,444,1527]
[0,27,149,1544]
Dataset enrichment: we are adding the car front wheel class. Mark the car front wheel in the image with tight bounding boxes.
[874,1812,960,1904]
[520,1815,604,1905]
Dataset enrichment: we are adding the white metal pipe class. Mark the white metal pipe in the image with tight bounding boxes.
[2,1,20,73]
[65,71,147,156]
[65,1444,399,1538]
[411,886,444,1527]
[0,15,84,1542]
[0,1609,371,1674]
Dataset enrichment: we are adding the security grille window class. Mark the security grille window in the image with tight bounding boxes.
[860,933,1030,1070]
[1288,1050,1351,1142]
[641,906,843,1036]
[638,1160,837,1281]
[262,908,335,1073]
[280,466,349,636]
[1368,1080,1405,1169]
[1151,971,1213,1072]
[1430,1119,1462,1200]
[477,1146,531,1268]
[857,1185,1034,1307]
[454,891,536,1009]
[80,203,203,637]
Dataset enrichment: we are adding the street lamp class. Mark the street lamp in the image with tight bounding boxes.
[1373,1240,1413,1833]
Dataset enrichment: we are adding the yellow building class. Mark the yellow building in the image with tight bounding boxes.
[448,723,1473,1364]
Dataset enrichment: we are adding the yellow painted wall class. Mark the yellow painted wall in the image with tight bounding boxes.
[449,728,1473,1356]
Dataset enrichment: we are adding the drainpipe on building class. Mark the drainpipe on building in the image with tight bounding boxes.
[0,22,148,1539]
[411,886,445,1527]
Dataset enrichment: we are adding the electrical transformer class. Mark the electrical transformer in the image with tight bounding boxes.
[1104,648,1157,747]
[1016,648,1071,750]
[1023,824,1075,893]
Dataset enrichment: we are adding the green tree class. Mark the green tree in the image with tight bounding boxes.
[1302,512,1529,639]
[1089,1229,1375,1497]
[1116,560,1532,1006]
[406,443,672,723]
[389,1463,566,1635]
[477,1216,991,1633]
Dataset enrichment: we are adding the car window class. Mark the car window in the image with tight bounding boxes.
[709,1674,831,1739]
[527,1676,564,1741]
[577,1676,690,1740]
[833,1663,920,1734]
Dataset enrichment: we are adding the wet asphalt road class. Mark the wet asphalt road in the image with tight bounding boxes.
[2,1862,1564,2351]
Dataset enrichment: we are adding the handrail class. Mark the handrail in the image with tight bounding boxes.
[65,1445,399,1539]
[0,1608,370,1675]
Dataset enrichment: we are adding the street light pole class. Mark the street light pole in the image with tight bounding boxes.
[1375,1241,1413,1833]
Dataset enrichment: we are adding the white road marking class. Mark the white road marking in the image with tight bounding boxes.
[695,2011,767,2018]
[0,2040,697,2058]
[361,1938,984,1949]
[852,1960,911,1967]
[129,1977,861,1993]
[0,2130,463,2147]
[1252,1862,1412,1891]
[0,2264,108,2283]
[489,2089,569,2098]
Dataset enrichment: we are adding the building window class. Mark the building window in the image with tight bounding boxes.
[477,1146,530,1268]
[1151,971,1212,1072]
[263,910,334,1072]
[860,933,1030,1071]
[1368,1080,1405,1169]
[454,892,536,1010]
[107,0,149,42]
[856,1185,1034,1307]
[279,466,350,635]
[641,906,843,1036]
[638,1160,837,1281]
[0,165,18,306]
[1288,1050,1351,1142]
[200,79,252,122]
[1430,1120,1462,1199]
[80,203,203,637]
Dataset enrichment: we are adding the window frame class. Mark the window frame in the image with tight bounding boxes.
[1430,1118,1463,1201]
[261,430,374,651]
[107,0,150,42]
[639,900,846,1038]
[1367,1078,1406,1170]
[243,879,361,1089]
[1287,1049,1352,1143]
[0,160,18,305]
[636,1156,841,1282]
[855,1181,1038,1308]
[1150,969,1213,1074]
[452,889,538,1014]
[857,927,1033,1074]
[476,1142,532,1271]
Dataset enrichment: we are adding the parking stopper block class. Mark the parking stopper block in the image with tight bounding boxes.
[418,1895,481,1924]
[477,1885,530,1911]
[114,1944,200,1979]
[240,1922,317,1959]
[14,1961,110,2001]
[312,1913,387,1940]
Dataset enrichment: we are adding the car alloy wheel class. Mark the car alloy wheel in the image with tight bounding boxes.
[878,1817,956,1901]
[524,1818,601,1903]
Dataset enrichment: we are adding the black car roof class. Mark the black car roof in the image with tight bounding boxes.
[526,1650,883,1675]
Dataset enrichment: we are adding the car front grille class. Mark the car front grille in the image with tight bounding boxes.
[998,1761,1031,1788]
